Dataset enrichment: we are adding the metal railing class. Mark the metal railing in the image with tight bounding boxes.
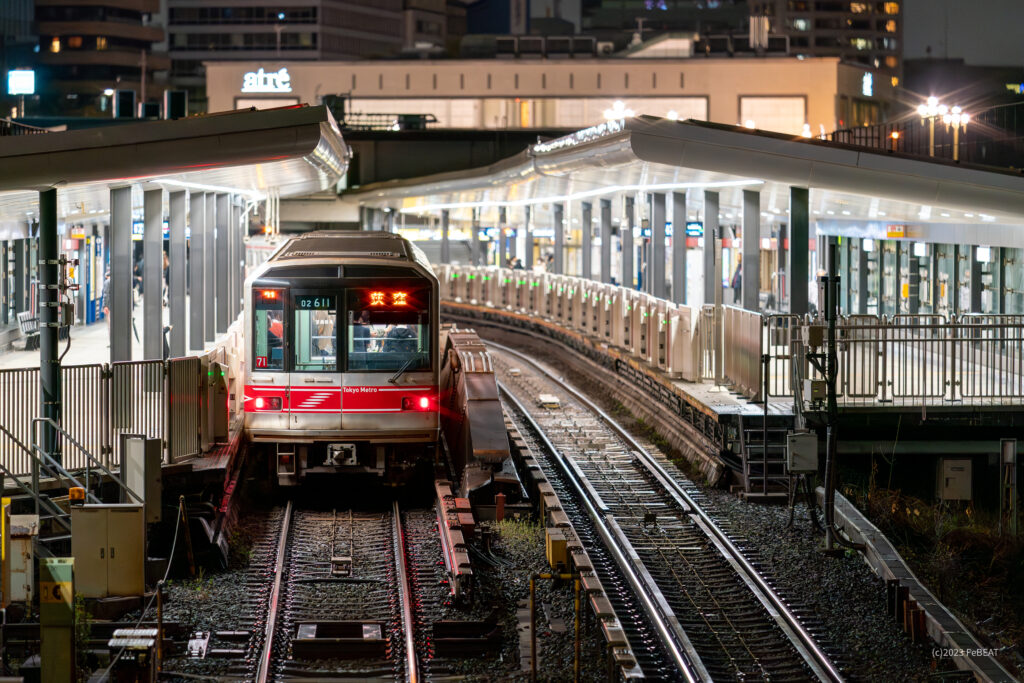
[0,355,211,477]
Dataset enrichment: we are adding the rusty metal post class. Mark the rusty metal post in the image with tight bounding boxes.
[495,492,505,522]
[179,495,196,577]
[574,576,581,683]
[156,579,164,671]
[529,574,537,682]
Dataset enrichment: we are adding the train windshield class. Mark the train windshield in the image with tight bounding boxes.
[346,287,430,372]
[254,289,285,370]
[293,294,337,372]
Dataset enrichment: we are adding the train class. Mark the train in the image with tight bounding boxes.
[243,231,441,486]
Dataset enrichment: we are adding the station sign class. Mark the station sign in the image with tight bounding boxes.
[242,67,292,94]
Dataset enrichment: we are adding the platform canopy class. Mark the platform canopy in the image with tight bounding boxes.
[0,105,349,239]
[348,116,1024,228]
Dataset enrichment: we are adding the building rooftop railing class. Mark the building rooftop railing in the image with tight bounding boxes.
[0,118,52,137]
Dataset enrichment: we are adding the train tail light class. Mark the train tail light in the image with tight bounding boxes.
[248,395,283,411]
[402,396,433,411]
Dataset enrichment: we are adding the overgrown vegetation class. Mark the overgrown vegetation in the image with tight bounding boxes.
[844,459,1024,674]
[74,594,94,681]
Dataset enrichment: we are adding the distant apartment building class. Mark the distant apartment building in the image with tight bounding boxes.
[33,0,167,115]
[166,1,406,112]
[758,0,902,81]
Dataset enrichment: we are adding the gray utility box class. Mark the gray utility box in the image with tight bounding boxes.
[123,436,162,523]
[786,431,819,474]
[938,458,972,501]
[71,504,145,598]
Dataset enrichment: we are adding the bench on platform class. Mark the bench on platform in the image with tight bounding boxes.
[17,311,39,351]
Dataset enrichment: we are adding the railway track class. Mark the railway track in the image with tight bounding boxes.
[254,501,423,682]
[491,340,845,682]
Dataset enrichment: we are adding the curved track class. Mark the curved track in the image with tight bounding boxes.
[491,340,844,682]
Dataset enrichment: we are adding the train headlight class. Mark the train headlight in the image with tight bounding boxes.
[402,396,432,411]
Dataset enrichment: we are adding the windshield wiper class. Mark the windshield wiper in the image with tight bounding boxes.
[388,355,421,384]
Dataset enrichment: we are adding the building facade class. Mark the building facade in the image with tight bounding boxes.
[761,0,903,82]
[166,0,406,112]
[206,55,891,134]
[33,0,168,116]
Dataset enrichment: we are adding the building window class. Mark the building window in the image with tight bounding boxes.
[487,73,492,89]
[542,73,546,89]
[885,55,898,68]
[514,73,518,89]
[885,19,897,32]
[50,37,61,53]
[850,37,872,50]
[849,2,869,12]
[597,73,602,89]
[461,73,465,89]
[569,73,573,89]
[352,74,357,89]
[405,73,410,90]
[434,74,438,90]
[791,17,809,30]
[96,36,108,50]
[679,72,684,88]
[378,73,383,90]
[67,36,83,49]
[883,1,899,14]
[652,72,657,88]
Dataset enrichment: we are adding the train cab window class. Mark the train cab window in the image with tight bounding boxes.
[346,288,430,372]
[293,294,337,372]
[254,289,285,370]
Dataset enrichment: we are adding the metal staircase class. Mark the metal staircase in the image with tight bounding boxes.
[738,415,792,501]
[0,419,140,556]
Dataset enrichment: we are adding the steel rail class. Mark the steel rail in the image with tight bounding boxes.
[393,501,419,683]
[255,500,293,683]
[499,382,705,683]
[490,340,845,683]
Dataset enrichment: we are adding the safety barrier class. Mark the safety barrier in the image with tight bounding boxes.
[440,265,702,382]
[438,265,1024,410]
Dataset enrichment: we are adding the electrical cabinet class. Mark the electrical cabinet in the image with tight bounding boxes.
[938,459,972,501]
[123,436,162,523]
[71,504,144,598]
[786,432,818,474]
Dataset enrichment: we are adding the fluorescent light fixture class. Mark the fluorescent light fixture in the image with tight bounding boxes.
[841,210,851,215]
[156,178,266,200]
[918,205,931,220]
[976,246,991,261]
[397,179,765,214]
[913,242,926,257]
[877,211,886,216]
[964,212,974,218]
[863,238,875,252]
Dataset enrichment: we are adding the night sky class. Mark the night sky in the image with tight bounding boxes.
[903,0,1024,65]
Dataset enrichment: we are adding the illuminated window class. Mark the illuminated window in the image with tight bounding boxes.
[885,19,897,32]
[884,2,899,14]
[891,76,899,87]
[850,37,872,50]
[791,18,809,30]
[67,36,82,48]
[850,2,868,12]
[96,36,108,50]
[253,291,284,370]
[293,294,337,372]
[49,37,61,53]
[885,56,898,68]
[347,289,430,372]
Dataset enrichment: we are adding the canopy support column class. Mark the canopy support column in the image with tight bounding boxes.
[789,186,809,316]
[189,193,206,351]
[168,190,187,358]
[742,189,760,312]
[110,185,133,363]
[143,188,163,360]
[672,191,686,305]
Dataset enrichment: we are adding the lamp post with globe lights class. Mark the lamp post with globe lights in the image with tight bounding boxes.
[917,96,969,160]
[942,105,970,162]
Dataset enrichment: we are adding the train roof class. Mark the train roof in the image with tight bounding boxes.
[275,230,412,260]
[250,230,435,286]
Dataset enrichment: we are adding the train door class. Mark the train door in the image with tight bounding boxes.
[289,291,342,430]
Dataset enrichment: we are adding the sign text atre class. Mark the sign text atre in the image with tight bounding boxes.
[242,68,292,94]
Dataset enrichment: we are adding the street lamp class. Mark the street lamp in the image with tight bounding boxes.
[942,105,970,162]
[916,96,968,159]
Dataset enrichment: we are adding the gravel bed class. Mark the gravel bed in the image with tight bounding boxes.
[477,326,963,682]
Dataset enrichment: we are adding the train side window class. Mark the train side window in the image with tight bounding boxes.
[346,287,430,372]
[293,294,337,372]
[254,289,285,370]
